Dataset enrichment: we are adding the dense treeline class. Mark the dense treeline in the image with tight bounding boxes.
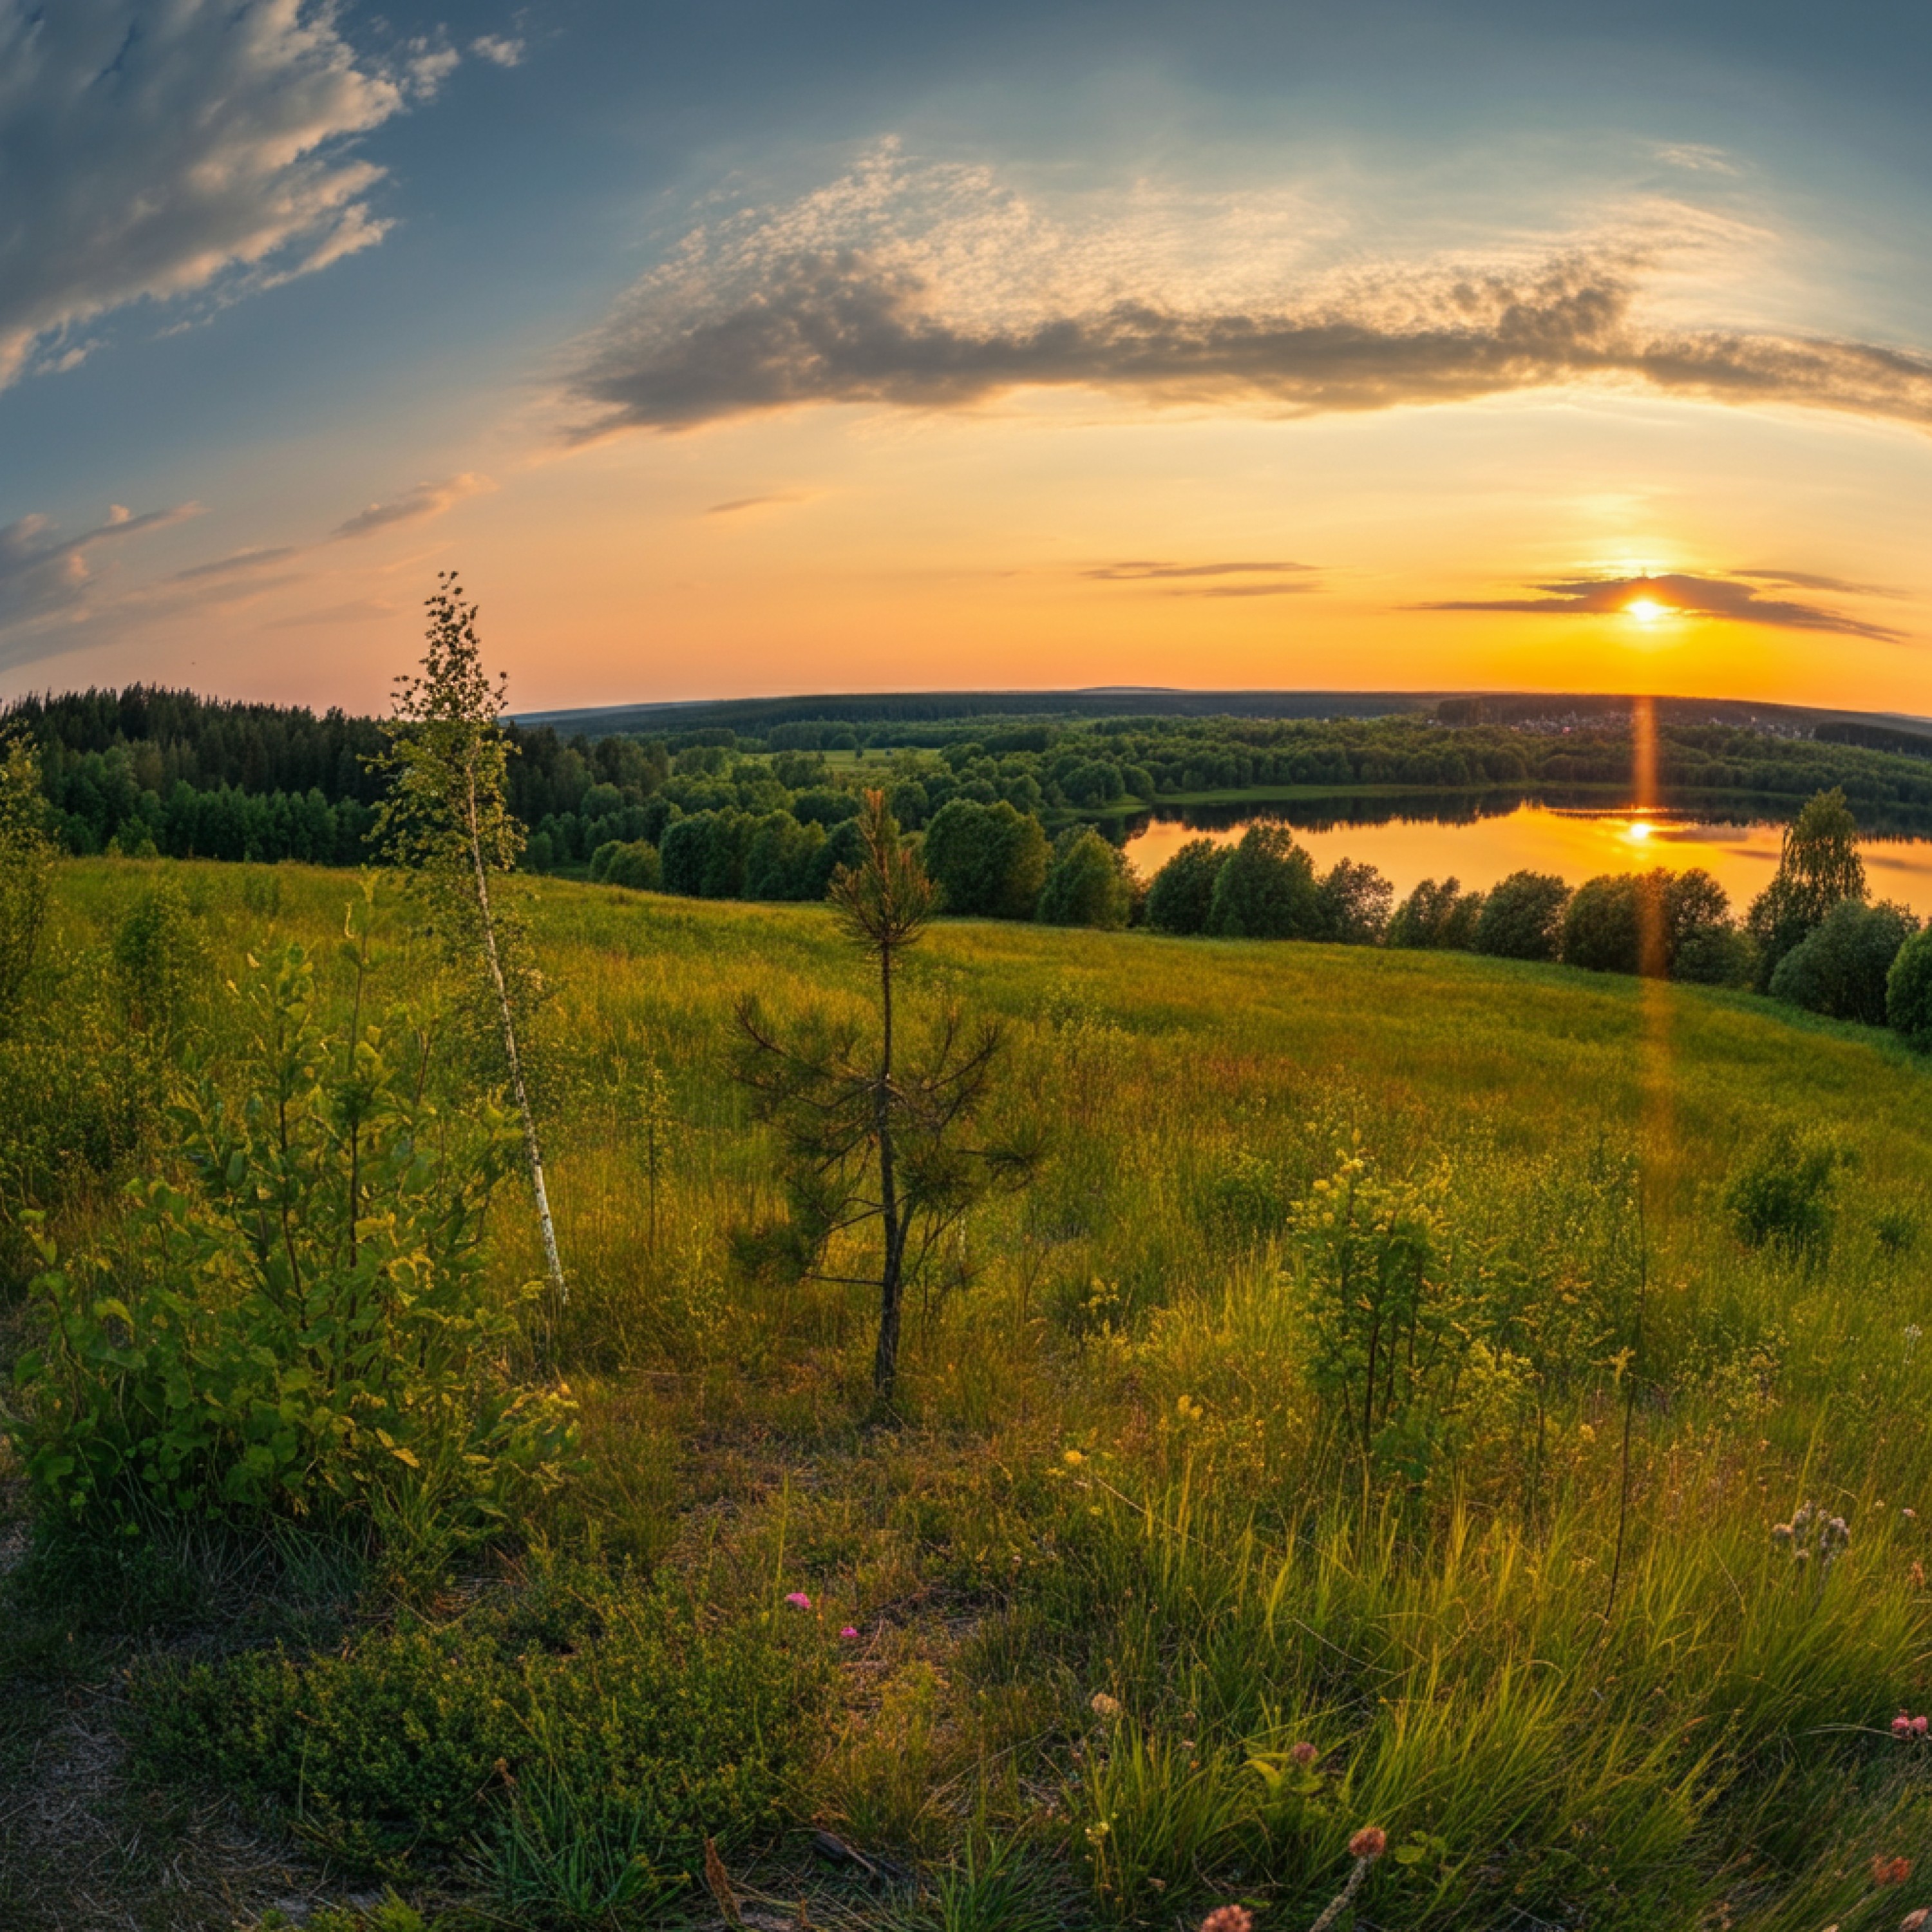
[8,685,1932,876]
[1128,789,1930,1050]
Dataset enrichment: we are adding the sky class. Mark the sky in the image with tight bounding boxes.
[3,0,1931,717]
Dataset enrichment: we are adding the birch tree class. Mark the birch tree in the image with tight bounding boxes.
[371,575,564,1314]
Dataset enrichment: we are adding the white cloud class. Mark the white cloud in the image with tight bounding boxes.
[0,502,198,629]
[0,0,427,389]
[471,35,526,68]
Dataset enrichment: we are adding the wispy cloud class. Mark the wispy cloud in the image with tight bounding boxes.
[269,597,404,629]
[1419,571,1908,641]
[0,502,199,629]
[1084,560,1316,581]
[0,1,453,390]
[331,474,495,540]
[1736,567,1905,599]
[565,149,1932,442]
[470,35,526,68]
[168,545,303,583]
[704,491,811,516]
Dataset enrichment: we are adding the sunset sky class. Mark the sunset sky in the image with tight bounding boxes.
[3,0,1930,715]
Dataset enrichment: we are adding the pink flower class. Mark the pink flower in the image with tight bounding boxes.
[1895,1714,1913,1737]
[840,1625,860,1640]
[1917,1717,1929,1738]
[1289,1741,1320,1768]
[784,1591,811,1611]
[1349,1826,1388,1861]
[1198,1908,1253,1932]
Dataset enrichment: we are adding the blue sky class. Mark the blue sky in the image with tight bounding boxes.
[3,0,1929,712]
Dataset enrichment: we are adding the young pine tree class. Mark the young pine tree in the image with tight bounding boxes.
[371,574,565,1315]
[734,791,1037,1399]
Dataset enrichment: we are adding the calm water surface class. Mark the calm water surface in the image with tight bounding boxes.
[1121,800,1932,918]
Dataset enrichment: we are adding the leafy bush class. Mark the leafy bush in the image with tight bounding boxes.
[0,728,54,1019]
[1725,1124,1842,1257]
[1203,824,1320,939]
[113,874,204,1042]
[1386,876,1483,950]
[1473,870,1569,961]
[1036,828,1135,929]
[1560,868,1741,980]
[1747,786,1867,988]
[139,1564,831,1912]
[1769,898,1918,1025]
[1313,857,1394,945]
[1888,926,1932,1049]
[922,797,1050,919]
[1144,837,1229,935]
[6,942,573,1562]
[591,837,663,891]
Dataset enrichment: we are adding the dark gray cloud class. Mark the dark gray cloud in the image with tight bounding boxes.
[0,502,198,629]
[0,1,460,390]
[1420,571,1907,641]
[568,221,1932,439]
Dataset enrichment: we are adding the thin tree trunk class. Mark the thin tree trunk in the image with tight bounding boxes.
[873,939,900,1396]
[465,766,565,1312]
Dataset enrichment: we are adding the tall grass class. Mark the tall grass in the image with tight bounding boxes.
[8,857,1932,1928]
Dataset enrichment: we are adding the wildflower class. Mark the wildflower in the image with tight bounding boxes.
[784,1591,812,1611]
[840,1625,860,1640]
[1918,1718,1930,1738]
[1199,1909,1254,1932]
[1894,1714,1914,1738]
[1349,1826,1388,1861]
[1289,1741,1320,1768]
[1090,1692,1123,1721]
[1873,1854,1912,1885]
[1063,1449,1086,1467]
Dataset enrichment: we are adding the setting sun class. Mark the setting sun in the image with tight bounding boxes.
[1625,598,1670,624]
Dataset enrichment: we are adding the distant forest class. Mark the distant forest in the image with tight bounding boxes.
[4,683,1932,875]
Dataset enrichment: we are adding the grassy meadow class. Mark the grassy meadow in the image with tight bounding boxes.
[6,856,1932,1931]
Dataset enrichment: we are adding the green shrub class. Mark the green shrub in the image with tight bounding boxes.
[1036,828,1134,929]
[1386,876,1483,951]
[113,874,204,1042]
[1203,824,1320,939]
[1144,837,1229,935]
[1888,925,1932,1048]
[923,797,1050,919]
[593,838,662,891]
[139,1565,831,1912]
[1769,898,1918,1024]
[6,943,573,1562]
[1313,857,1394,944]
[1473,870,1569,961]
[1725,1125,1842,1257]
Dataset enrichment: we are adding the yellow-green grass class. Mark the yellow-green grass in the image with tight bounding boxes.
[9,857,1932,1931]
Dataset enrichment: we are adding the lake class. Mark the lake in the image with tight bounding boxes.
[1120,796,1932,918]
